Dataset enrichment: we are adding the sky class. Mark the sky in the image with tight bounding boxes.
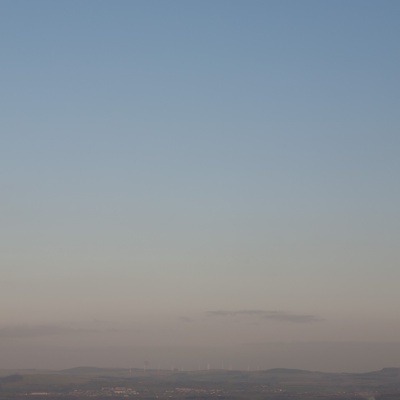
[1,0,400,372]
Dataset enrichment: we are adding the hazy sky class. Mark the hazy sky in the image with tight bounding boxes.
[1,0,400,372]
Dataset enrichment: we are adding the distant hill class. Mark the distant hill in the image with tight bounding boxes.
[1,366,400,391]
[60,367,128,375]
[0,369,54,377]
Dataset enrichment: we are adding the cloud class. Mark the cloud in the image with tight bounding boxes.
[179,316,193,323]
[206,310,323,323]
[206,310,265,317]
[0,325,96,338]
[263,311,322,323]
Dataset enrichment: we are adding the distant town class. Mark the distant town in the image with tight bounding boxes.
[1,367,400,399]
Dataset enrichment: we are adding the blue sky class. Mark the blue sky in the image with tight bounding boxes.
[1,0,400,371]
